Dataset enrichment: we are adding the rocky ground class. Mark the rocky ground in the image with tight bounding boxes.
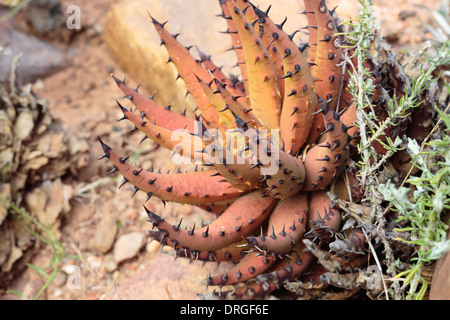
[0,0,446,300]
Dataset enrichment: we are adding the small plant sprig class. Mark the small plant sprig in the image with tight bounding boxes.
[0,197,79,300]
[379,106,450,300]
[365,42,449,175]
[347,25,449,190]
[340,0,383,188]
[361,43,448,300]
[343,3,449,189]
[338,0,399,300]
[340,0,449,300]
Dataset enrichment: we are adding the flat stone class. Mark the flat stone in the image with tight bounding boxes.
[24,179,67,227]
[90,209,118,254]
[0,263,45,300]
[113,232,146,264]
[116,254,232,300]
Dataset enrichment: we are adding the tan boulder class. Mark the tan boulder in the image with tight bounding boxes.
[104,0,227,113]
[103,0,315,113]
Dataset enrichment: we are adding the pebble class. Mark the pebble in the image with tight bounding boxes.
[113,232,146,264]
[103,253,118,273]
[90,209,118,254]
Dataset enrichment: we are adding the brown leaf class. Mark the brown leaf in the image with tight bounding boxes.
[0,183,11,226]
[13,110,34,141]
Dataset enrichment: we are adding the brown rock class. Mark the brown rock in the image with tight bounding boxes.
[3,246,23,273]
[25,187,48,225]
[104,0,196,113]
[0,264,45,300]
[24,178,68,227]
[0,110,13,149]
[113,232,146,264]
[103,0,313,113]
[0,184,11,226]
[39,179,65,223]
[91,209,118,254]
[116,254,232,300]
[0,222,12,268]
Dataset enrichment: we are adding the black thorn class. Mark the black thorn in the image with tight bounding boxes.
[98,137,112,159]
[131,187,139,198]
[276,16,287,30]
[118,178,129,189]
